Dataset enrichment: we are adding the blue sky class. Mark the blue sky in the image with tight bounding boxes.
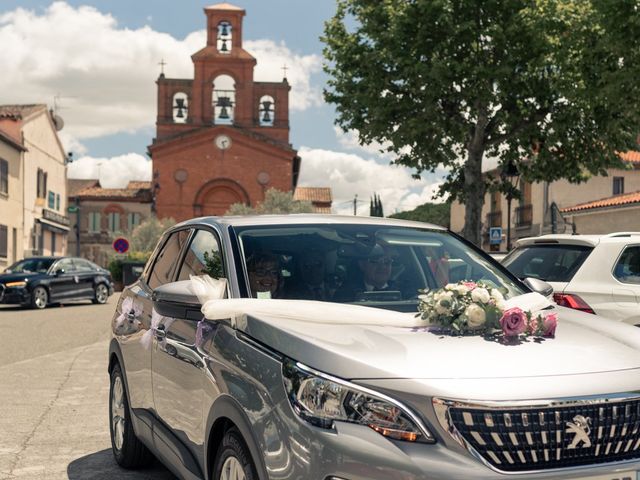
[0,1,446,214]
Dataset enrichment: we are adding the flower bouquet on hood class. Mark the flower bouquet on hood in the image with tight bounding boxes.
[417,281,557,339]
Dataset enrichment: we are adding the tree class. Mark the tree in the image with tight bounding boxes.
[323,0,640,245]
[370,193,384,217]
[225,188,315,215]
[390,203,451,228]
[130,216,176,253]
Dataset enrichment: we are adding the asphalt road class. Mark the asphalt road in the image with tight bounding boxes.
[0,295,175,480]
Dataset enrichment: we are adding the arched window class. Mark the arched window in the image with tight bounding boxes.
[213,75,235,125]
[172,92,188,123]
[259,95,275,126]
[217,22,232,54]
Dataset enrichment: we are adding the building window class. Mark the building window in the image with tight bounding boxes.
[48,191,55,209]
[213,75,235,125]
[0,225,7,258]
[56,194,60,211]
[0,159,8,195]
[613,177,625,195]
[108,212,121,233]
[127,212,141,231]
[88,212,101,233]
[36,169,47,199]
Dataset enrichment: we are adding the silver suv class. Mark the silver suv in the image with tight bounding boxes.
[108,215,640,479]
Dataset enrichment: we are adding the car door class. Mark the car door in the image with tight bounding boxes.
[48,258,78,301]
[151,227,226,453]
[118,228,192,417]
[70,258,97,299]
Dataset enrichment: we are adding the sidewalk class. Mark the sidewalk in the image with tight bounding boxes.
[0,341,174,479]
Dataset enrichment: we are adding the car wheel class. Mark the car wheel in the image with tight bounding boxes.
[30,286,48,309]
[93,283,109,304]
[109,363,152,468]
[213,428,258,480]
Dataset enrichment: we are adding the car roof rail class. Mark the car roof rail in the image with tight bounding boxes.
[603,232,640,238]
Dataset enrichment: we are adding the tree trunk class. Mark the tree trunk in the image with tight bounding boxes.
[461,112,488,246]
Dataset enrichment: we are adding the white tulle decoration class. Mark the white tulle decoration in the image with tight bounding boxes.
[140,308,175,350]
[189,275,422,328]
[115,296,143,328]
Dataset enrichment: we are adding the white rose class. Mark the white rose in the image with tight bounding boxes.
[435,291,453,303]
[491,289,505,302]
[445,283,457,291]
[454,285,470,295]
[471,287,490,304]
[465,304,487,328]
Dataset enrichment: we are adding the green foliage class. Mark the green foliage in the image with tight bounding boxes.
[390,202,451,228]
[130,217,176,253]
[225,188,315,215]
[107,257,123,282]
[323,0,640,244]
[203,250,224,279]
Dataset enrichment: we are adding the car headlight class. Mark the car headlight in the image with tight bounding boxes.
[5,281,27,288]
[282,359,434,443]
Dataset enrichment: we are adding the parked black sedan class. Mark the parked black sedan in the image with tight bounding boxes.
[0,256,114,309]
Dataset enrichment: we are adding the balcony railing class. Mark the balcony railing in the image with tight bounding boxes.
[486,211,502,228]
[515,204,533,227]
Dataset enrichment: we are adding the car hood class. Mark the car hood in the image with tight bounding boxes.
[238,304,640,380]
[0,272,43,284]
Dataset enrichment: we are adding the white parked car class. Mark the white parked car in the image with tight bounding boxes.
[502,232,640,325]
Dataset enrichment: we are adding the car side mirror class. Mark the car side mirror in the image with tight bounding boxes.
[153,280,203,320]
[523,277,554,298]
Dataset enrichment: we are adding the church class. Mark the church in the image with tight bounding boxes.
[150,3,303,221]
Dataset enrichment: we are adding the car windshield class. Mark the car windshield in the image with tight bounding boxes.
[502,244,593,282]
[234,224,524,311]
[6,258,56,274]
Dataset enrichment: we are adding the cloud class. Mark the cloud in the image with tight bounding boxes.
[67,153,151,188]
[297,147,446,216]
[0,2,322,151]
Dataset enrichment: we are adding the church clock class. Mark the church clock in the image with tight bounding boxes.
[214,134,231,150]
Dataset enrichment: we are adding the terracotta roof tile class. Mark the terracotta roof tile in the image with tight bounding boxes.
[293,187,332,203]
[561,190,640,213]
[620,150,640,164]
[75,183,153,202]
[68,179,99,197]
[312,206,333,214]
[0,104,46,119]
[126,181,153,190]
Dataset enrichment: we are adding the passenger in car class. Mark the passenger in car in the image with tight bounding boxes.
[285,250,331,301]
[246,252,282,299]
[333,243,402,302]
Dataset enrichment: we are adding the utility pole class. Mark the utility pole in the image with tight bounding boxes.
[353,194,358,215]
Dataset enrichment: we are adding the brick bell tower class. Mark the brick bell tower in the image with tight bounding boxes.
[150,3,300,221]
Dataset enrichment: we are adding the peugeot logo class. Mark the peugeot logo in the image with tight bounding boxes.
[566,415,592,449]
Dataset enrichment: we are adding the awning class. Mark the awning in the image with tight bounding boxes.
[38,218,70,234]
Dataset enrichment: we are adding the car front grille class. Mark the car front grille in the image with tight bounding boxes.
[437,397,640,473]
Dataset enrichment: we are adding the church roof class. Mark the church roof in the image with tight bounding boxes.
[205,3,244,11]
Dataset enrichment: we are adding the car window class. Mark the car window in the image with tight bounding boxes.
[234,224,523,310]
[73,258,94,272]
[177,229,226,283]
[502,244,593,282]
[148,229,191,289]
[7,258,55,273]
[613,246,640,284]
[55,258,76,273]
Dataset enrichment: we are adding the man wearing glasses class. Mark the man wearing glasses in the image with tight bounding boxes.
[246,252,282,299]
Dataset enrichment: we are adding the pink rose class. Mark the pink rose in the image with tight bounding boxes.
[463,282,477,290]
[542,312,558,337]
[500,307,527,337]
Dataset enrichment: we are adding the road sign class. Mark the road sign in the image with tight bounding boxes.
[113,237,129,254]
[489,227,503,245]
[67,205,78,213]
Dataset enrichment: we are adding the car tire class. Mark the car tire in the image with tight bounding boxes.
[92,283,109,304]
[30,286,48,309]
[212,428,258,480]
[109,363,153,468]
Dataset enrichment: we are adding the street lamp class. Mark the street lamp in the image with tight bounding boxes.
[500,160,520,251]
